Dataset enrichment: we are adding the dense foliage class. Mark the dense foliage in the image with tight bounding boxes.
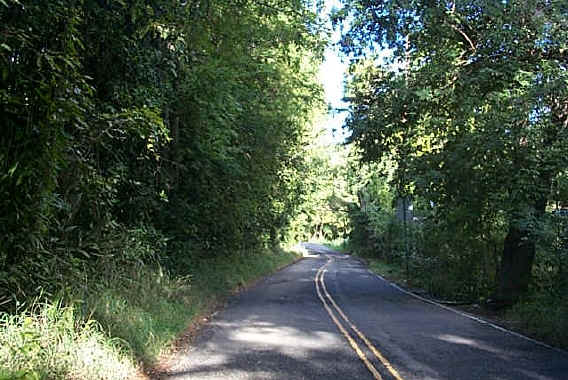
[1,0,326,308]
[337,0,568,305]
[289,140,354,242]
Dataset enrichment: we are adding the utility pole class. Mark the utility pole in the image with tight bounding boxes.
[403,32,411,282]
[403,196,409,281]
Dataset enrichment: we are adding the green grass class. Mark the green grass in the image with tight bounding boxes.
[508,294,568,349]
[84,265,196,364]
[366,258,408,284]
[0,301,137,380]
[0,246,300,379]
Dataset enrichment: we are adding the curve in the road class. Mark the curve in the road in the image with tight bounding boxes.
[315,255,404,380]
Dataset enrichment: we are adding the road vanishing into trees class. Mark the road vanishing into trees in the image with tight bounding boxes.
[158,244,568,379]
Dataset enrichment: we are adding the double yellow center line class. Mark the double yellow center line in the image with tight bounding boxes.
[314,256,404,380]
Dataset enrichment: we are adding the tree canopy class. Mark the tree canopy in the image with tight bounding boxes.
[337,0,568,304]
[0,0,327,306]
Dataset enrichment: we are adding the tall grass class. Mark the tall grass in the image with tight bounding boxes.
[0,301,137,380]
[83,264,196,364]
[87,247,299,363]
[0,247,299,378]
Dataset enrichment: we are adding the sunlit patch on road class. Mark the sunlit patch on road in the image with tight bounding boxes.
[436,334,506,356]
[160,243,568,379]
[295,243,321,257]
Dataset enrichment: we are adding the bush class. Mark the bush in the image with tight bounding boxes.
[0,243,299,377]
[348,202,503,302]
[510,292,568,348]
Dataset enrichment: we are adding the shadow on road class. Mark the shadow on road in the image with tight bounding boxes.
[156,243,568,380]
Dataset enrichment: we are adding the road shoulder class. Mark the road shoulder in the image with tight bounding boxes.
[355,254,568,356]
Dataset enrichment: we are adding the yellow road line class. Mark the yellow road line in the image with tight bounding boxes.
[320,265,405,380]
[315,261,383,380]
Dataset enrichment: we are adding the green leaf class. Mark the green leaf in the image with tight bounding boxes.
[7,162,18,177]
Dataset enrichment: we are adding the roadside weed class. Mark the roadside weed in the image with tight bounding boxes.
[0,246,299,377]
[0,301,137,380]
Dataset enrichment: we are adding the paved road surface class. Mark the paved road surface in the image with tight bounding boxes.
[158,243,568,379]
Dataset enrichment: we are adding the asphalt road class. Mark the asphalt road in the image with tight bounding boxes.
[158,243,568,379]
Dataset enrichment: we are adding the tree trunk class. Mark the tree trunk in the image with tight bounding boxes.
[495,225,536,306]
[495,198,547,306]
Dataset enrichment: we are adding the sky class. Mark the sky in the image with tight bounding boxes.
[316,1,398,145]
[317,0,350,145]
